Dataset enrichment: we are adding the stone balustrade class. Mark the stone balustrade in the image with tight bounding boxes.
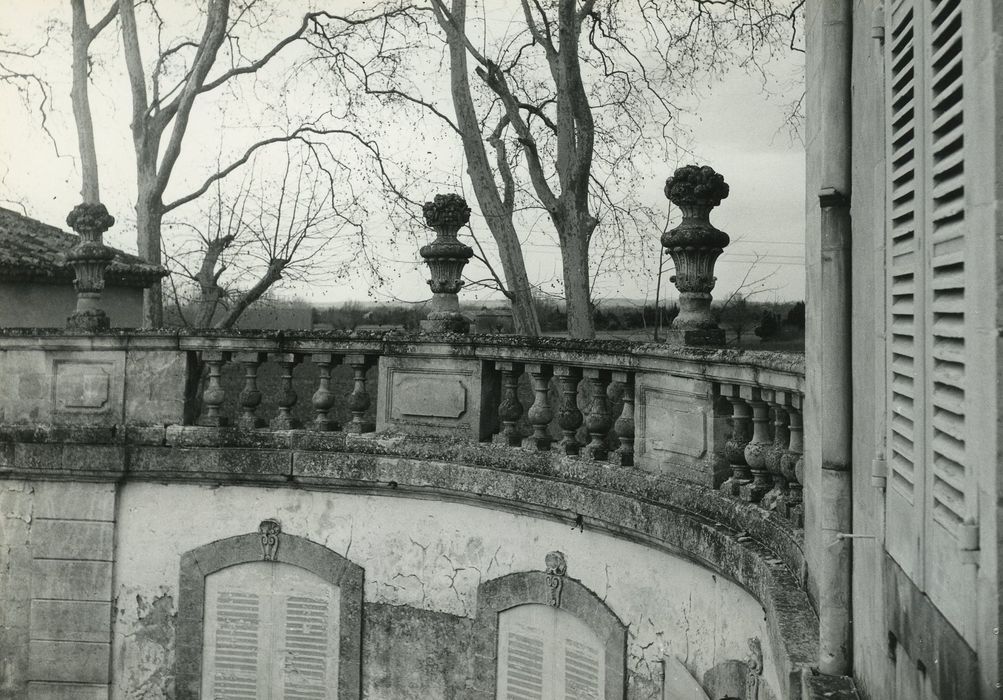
[0,329,804,525]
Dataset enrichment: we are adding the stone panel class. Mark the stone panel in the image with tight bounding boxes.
[634,372,714,483]
[376,355,490,438]
[31,560,112,602]
[124,350,187,424]
[639,387,707,458]
[30,521,113,561]
[29,600,111,643]
[32,481,116,521]
[52,361,114,412]
[27,640,109,683]
[394,374,467,418]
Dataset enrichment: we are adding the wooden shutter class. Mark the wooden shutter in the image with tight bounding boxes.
[885,0,925,579]
[203,562,339,700]
[884,0,976,640]
[920,0,975,636]
[560,623,603,700]
[498,608,547,700]
[209,590,262,700]
[497,604,605,700]
[279,586,340,699]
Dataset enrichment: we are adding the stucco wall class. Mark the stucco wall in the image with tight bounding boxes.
[109,482,780,699]
[0,282,144,328]
[806,1,1001,697]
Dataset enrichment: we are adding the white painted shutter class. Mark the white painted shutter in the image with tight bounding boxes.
[921,0,975,637]
[884,0,976,639]
[497,604,605,700]
[498,608,548,700]
[210,590,262,700]
[924,0,967,534]
[884,0,925,579]
[203,562,339,700]
[561,632,602,700]
[280,590,340,699]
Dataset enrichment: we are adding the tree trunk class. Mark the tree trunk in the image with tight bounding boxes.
[136,173,164,328]
[557,226,595,338]
[493,228,540,335]
[70,0,100,203]
[440,0,541,337]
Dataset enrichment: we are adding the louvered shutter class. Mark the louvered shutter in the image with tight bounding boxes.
[884,0,925,579]
[203,562,339,700]
[204,565,270,700]
[560,619,603,700]
[497,604,605,700]
[884,0,976,640]
[209,590,262,700]
[278,580,340,699]
[920,0,975,635]
[498,607,548,700]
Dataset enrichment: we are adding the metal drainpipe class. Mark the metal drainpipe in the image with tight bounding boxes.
[816,0,854,678]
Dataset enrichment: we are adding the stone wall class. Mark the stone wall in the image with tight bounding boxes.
[0,478,785,700]
[0,282,144,328]
[805,1,1002,697]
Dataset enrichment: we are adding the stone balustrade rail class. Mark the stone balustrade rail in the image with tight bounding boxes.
[0,328,805,522]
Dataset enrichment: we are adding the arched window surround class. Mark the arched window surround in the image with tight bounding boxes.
[174,522,363,700]
[471,554,627,699]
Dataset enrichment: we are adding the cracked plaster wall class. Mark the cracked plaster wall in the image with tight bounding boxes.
[110,482,780,699]
[0,480,32,699]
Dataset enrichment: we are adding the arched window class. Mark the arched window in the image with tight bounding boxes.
[203,561,340,699]
[472,551,627,700]
[175,520,363,700]
[497,604,605,699]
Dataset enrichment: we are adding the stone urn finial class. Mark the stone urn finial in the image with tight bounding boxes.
[419,193,474,333]
[661,164,731,346]
[65,203,116,331]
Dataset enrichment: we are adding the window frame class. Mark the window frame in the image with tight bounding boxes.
[471,569,627,700]
[175,524,364,700]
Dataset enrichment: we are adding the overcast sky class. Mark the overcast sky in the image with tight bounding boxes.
[0,1,806,306]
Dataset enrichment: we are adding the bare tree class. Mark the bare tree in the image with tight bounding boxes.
[62,1,412,326]
[164,145,360,329]
[307,0,804,338]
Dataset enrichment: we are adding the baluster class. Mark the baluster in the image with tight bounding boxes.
[719,385,753,496]
[582,368,612,461]
[311,353,342,431]
[199,351,230,427]
[269,353,301,430]
[344,354,375,433]
[760,394,790,512]
[496,362,525,446]
[739,387,772,503]
[554,366,583,456]
[234,352,266,430]
[782,393,804,526]
[610,371,635,467]
[524,363,554,451]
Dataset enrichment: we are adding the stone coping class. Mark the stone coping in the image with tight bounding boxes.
[0,425,817,697]
[0,328,804,385]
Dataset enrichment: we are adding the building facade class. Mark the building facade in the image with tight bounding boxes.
[804,0,1000,697]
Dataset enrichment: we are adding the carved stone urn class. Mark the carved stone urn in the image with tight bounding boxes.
[65,203,116,331]
[662,165,730,346]
[419,193,474,334]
